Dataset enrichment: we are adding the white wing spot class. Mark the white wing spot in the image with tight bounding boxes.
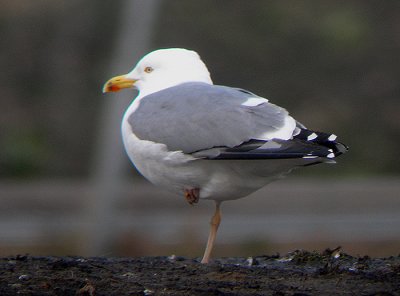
[307,133,318,141]
[259,116,296,141]
[241,97,268,107]
[327,152,335,158]
[328,134,337,141]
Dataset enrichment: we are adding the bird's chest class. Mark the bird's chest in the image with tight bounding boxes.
[121,115,203,194]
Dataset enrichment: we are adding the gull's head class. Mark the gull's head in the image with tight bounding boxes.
[103,48,212,96]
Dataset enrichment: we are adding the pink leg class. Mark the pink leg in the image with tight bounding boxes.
[201,201,222,264]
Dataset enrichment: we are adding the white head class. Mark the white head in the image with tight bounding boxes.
[103,48,213,96]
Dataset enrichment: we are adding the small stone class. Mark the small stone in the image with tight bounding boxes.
[18,274,30,281]
[121,272,135,278]
[246,256,254,266]
[168,254,177,261]
[144,288,154,295]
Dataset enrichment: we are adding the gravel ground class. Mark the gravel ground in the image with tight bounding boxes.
[1,249,399,295]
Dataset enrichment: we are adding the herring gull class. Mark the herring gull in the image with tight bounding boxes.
[103,48,348,263]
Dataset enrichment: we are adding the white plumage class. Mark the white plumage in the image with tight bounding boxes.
[103,48,348,263]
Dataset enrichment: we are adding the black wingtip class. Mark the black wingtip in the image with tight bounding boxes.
[294,128,348,159]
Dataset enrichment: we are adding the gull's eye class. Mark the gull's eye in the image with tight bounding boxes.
[144,66,153,73]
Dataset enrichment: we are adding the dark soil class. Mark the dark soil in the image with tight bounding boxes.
[1,249,399,295]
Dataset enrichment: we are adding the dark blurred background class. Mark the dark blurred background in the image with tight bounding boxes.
[0,0,399,258]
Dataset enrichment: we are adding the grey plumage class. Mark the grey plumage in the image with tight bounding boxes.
[128,82,290,153]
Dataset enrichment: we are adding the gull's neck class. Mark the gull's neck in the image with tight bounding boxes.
[137,78,212,99]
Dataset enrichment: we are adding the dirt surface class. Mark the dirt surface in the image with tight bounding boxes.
[1,249,399,295]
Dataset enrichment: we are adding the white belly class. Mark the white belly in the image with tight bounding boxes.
[122,119,303,202]
[121,99,308,202]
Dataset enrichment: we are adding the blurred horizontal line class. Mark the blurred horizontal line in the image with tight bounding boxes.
[0,178,399,246]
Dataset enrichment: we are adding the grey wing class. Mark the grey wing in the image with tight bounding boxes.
[128,82,292,153]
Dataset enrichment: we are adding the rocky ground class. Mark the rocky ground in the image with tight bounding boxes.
[1,249,399,295]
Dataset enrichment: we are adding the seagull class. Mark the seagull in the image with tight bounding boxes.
[103,48,348,263]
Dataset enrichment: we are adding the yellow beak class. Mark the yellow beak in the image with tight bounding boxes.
[102,74,136,93]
